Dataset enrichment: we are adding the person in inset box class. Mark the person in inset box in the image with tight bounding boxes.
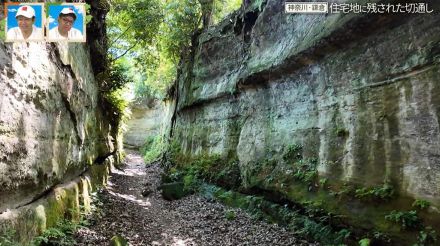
[7,5,43,41]
[48,7,83,40]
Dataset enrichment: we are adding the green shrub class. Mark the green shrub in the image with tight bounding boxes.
[0,228,19,246]
[32,219,80,246]
[358,238,371,246]
[385,210,420,229]
[183,172,200,192]
[283,144,303,162]
[292,158,318,185]
[225,210,236,220]
[415,227,437,246]
[355,184,394,201]
[142,135,166,163]
[412,199,431,210]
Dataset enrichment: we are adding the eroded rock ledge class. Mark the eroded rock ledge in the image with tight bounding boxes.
[170,0,440,243]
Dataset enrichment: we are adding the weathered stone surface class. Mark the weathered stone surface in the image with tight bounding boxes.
[124,100,169,148]
[0,1,118,243]
[0,41,115,213]
[170,0,440,241]
[0,159,112,244]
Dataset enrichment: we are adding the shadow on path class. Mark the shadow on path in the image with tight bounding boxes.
[75,150,313,246]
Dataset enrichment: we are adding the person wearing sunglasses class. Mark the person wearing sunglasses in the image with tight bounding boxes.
[48,7,83,41]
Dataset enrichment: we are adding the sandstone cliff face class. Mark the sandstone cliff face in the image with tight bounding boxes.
[124,100,169,148]
[0,2,117,242]
[171,0,440,239]
[0,42,115,213]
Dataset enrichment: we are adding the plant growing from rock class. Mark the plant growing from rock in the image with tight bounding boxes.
[32,219,80,246]
[142,135,166,164]
[354,183,395,201]
[385,210,420,230]
[291,158,319,186]
[224,210,236,220]
[415,227,437,246]
[412,199,431,210]
[0,228,19,246]
[283,144,303,162]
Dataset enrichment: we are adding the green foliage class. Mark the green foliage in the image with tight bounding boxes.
[283,144,303,162]
[170,150,241,190]
[412,199,431,210]
[84,4,93,24]
[319,178,328,188]
[99,61,132,131]
[225,209,236,220]
[107,0,243,101]
[165,146,222,192]
[0,228,19,246]
[385,210,420,230]
[139,55,176,99]
[32,220,80,246]
[107,0,165,99]
[329,182,356,197]
[168,140,187,167]
[111,235,129,246]
[142,135,166,163]
[209,186,351,245]
[108,0,163,64]
[212,158,241,188]
[372,231,391,244]
[0,19,6,40]
[183,171,201,192]
[292,158,318,185]
[415,227,437,246]
[100,61,133,93]
[212,0,242,25]
[161,0,201,61]
[354,184,395,201]
[358,238,371,246]
[102,89,130,122]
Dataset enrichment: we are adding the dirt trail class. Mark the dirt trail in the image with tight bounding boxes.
[75,149,313,245]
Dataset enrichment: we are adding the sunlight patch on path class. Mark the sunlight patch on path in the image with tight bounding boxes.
[151,233,196,246]
[106,189,152,207]
[111,167,145,177]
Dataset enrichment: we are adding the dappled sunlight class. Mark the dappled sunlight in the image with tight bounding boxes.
[171,236,196,246]
[107,189,152,207]
[151,233,196,246]
[111,167,145,177]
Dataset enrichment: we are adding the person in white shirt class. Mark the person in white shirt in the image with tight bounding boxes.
[48,7,84,41]
[6,5,43,41]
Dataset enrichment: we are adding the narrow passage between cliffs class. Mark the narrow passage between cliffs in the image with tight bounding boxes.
[74,149,315,246]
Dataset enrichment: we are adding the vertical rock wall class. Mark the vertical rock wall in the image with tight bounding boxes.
[124,100,170,148]
[171,0,440,241]
[0,41,116,212]
[0,1,118,243]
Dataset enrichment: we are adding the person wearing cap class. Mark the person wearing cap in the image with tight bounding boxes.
[6,5,43,41]
[48,7,83,40]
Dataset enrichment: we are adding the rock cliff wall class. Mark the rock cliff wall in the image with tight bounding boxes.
[124,100,169,148]
[0,1,118,243]
[171,0,440,241]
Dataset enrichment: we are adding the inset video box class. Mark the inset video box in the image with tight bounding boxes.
[2,1,87,42]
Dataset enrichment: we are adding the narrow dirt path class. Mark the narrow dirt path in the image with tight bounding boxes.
[75,149,313,245]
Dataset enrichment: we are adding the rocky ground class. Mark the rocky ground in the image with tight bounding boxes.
[75,149,315,245]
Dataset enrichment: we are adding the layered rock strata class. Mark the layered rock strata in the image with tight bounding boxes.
[171,0,440,242]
